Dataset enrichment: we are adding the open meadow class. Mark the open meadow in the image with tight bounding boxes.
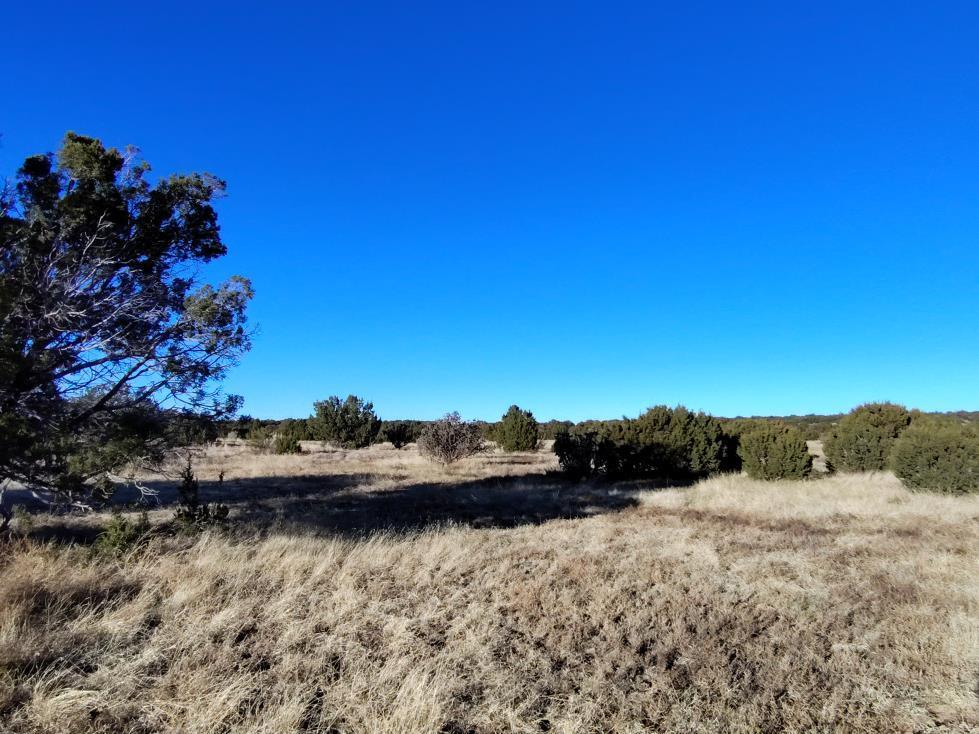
[2,443,978,733]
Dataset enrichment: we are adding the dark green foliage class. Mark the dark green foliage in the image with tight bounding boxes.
[272,435,302,454]
[245,419,273,450]
[718,428,743,473]
[737,423,812,480]
[553,406,730,481]
[382,420,421,449]
[474,421,497,441]
[497,405,541,452]
[552,431,625,480]
[418,413,486,465]
[0,133,252,513]
[173,460,229,529]
[165,411,220,447]
[309,395,381,449]
[630,406,726,478]
[823,403,911,472]
[94,510,151,556]
[219,415,276,440]
[271,418,310,454]
[540,420,575,440]
[723,414,842,442]
[891,419,979,493]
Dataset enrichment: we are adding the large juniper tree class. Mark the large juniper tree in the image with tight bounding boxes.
[0,133,252,523]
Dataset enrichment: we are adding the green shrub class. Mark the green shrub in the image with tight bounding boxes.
[823,403,911,472]
[245,419,273,450]
[554,431,602,480]
[497,405,541,452]
[94,510,151,556]
[272,435,302,454]
[418,413,485,465]
[174,460,229,530]
[540,420,575,440]
[630,406,727,479]
[309,395,381,449]
[891,419,979,493]
[272,419,308,454]
[383,421,420,449]
[553,406,732,481]
[738,423,812,480]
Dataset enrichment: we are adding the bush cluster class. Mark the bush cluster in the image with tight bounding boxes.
[418,413,486,465]
[224,397,979,495]
[823,402,911,472]
[552,431,634,480]
[382,420,423,449]
[271,418,309,454]
[737,423,812,480]
[891,419,979,494]
[553,406,734,481]
[497,405,541,452]
[94,510,151,557]
[309,395,381,449]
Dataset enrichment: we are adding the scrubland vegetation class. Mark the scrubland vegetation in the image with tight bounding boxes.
[3,443,979,733]
[4,134,979,732]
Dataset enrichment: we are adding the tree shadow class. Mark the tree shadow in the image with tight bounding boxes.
[142,471,643,536]
[6,470,694,543]
[112,472,371,507]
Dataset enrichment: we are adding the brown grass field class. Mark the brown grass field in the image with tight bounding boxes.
[2,442,978,733]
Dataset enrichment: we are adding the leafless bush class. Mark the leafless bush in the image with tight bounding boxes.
[417,412,486,465]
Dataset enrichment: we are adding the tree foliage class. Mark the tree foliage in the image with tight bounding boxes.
[309,395,381,449]
[382,420,421,449]
[271,418,310,454]
[497,405,540,452]
[0,133,252,520]
[553,406,733,481]
[891,418,979,494]
[552,431,621,480]
[173,459,229,529]
[737,423,812,480]
[823,402,911,472]
[417,412,485,465]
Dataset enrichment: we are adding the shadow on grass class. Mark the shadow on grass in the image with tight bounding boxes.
[9,471,696,542]
[146,471,649,536]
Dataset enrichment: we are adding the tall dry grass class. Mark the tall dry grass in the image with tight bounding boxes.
[1,446,977,732]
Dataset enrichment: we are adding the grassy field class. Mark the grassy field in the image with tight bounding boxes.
[2,443,978,733]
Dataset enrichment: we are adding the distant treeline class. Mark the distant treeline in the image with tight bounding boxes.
[214,410,979,446]
[204,399,979,493]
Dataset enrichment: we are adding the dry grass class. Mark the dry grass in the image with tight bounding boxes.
[2,445,978,733]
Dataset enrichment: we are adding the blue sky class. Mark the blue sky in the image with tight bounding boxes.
[4,2,978,421]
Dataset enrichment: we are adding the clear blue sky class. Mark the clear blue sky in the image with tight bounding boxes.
[4,2,978,421]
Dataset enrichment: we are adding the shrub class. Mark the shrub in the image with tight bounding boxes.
[553,431,601,480]
[540,420,575,440]
[272,435,302,454]
[738,423,812,480]
[718,427,743,473]
[497,405,541,452]
[309,395,381,449]
[554,407,732,481]
[174,460,229,530]
[383,421,420,449]
[552,431,630,480]
[94,510,151,556]
[891,419,979,493]
[272,419,308,454]
[245,419,273,450]
[630,406,726,479]
[418,413,486,465]
[823,402,911,472]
